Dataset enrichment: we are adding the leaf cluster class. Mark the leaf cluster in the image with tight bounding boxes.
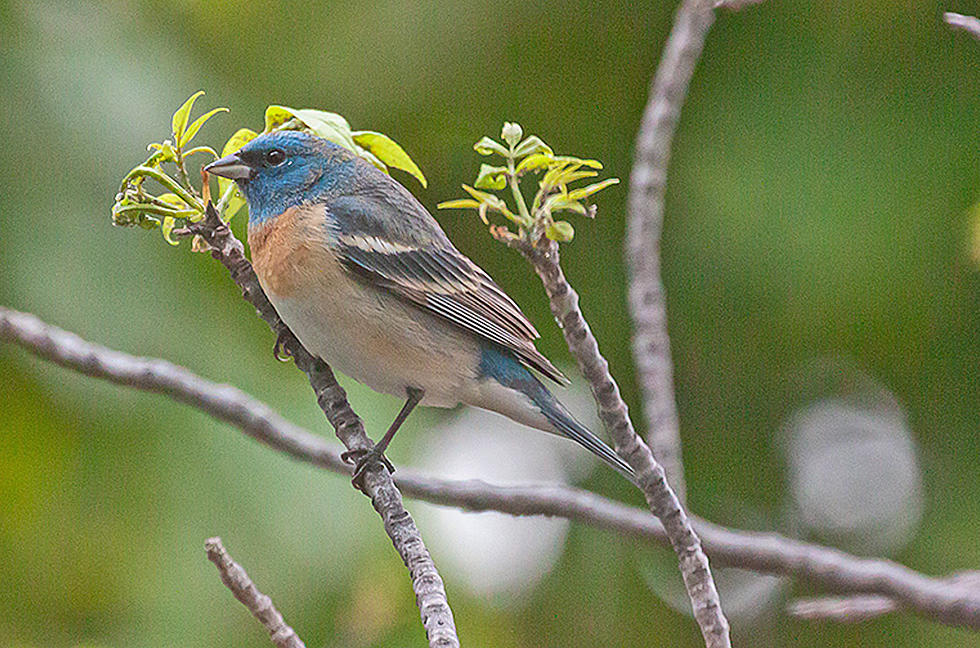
[111,92,426,247]
[438,122,619,243]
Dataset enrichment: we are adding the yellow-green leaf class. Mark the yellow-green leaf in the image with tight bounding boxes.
[515,152,553,174]
[161,216,179,246]
[461,184,497,203]
[546,220,574,242]
[474,137,509,157]
[513,135,553,158]
[501,122,523,147]
[355,144,389,173]
[180,107,228,147]
[548,196,588,216]
[222,191,247,220]
[473,163,507,190]
[437,199,481,210]
[222,128,259,157]
[567,178,620,201]
[553,155,602,169]
[353,130,427,187]
[172,91,204,143]
[264,105,295,132]
[265,106,357,150]
[558,170,599,186]
[216,128,259,220]
[157,193,188,209]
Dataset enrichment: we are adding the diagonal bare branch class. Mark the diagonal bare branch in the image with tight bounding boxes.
[205,537,306,648]
[184,206,458,648]
[4,306,980,630]
[496,235,730,647]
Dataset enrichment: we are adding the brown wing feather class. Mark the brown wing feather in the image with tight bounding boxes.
[334,237,568,385]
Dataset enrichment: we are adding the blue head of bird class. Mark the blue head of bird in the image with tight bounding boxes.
[205,131,358,225]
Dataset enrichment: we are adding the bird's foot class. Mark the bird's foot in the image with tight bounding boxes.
[341,446,395,492]
[273,330,292,362]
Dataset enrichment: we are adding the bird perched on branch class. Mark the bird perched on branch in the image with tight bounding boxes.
[205,131,633,485]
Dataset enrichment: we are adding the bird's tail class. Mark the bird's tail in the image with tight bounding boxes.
[532,388,638,485]
[475,345,636,484]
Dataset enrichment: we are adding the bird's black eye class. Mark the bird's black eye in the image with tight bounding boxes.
[265,149,286,166]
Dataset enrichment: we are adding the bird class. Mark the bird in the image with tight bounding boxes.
[204,130,634,485]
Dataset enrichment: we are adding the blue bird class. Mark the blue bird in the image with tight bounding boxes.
[205,131,634,484]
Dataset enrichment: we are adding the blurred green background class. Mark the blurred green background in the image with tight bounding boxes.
[2,1,979,646]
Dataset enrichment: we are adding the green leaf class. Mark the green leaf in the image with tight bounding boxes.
[161,216,179,246]
[513,135,553,158]
[354,145,389,173]
[461,184,498,203]
[180,107,228,147]
[553,155,603,169]
[156,193,188,209]
[474,136,509,157]
[558,170,599,186]
[567,178,620,200]
[473,163,507,190]
[437,199,481,210]
[516,152,553,174]
[501,122,523,148]
[263,105,295,132]
[352,130,427,187]
[216,128,259,220]
[264,106,357,150]
[222,128,259,156]
[148,141,177,164]
[461,185,514,219]
[222,190,247,220]
[542,165,597,189]
[183,145,219,159]
[547,196,588,216]
[546,220,574,242]
[172,91,204,143]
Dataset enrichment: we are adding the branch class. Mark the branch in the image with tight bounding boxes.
[494,236,730,647]
[625,0,722,508]
[786,572,980,624]
[205,537,306,648]
[945,12,980,40]
[3,306,980,629]
[183,206,458,648]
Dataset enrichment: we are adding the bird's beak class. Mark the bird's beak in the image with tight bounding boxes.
[204,153,252,181]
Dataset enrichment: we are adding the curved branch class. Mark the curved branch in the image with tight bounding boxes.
[205,537,306,648]
[625,0,719,503]
[185,206,457,648]
[2,305,979,630]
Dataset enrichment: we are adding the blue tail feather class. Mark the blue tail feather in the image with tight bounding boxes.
[479,346,636,484]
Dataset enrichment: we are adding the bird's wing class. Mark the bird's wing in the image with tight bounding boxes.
[324,197,568,385]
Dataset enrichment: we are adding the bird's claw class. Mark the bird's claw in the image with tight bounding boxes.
[273,330,292,362]
[341,446,395,491]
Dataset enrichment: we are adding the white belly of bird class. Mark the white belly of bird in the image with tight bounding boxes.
[267,285,480,409]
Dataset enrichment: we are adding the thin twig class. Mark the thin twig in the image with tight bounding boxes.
[787,595,899,624]
[786,571,980,624]
[494,237,730,648]
[205,537,306,648]
[945,12,980,40]
[3,305,980,629]
[184,206,458,648]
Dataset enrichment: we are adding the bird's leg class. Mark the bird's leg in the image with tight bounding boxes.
[273,329,292,362]
[343,387,424,490]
